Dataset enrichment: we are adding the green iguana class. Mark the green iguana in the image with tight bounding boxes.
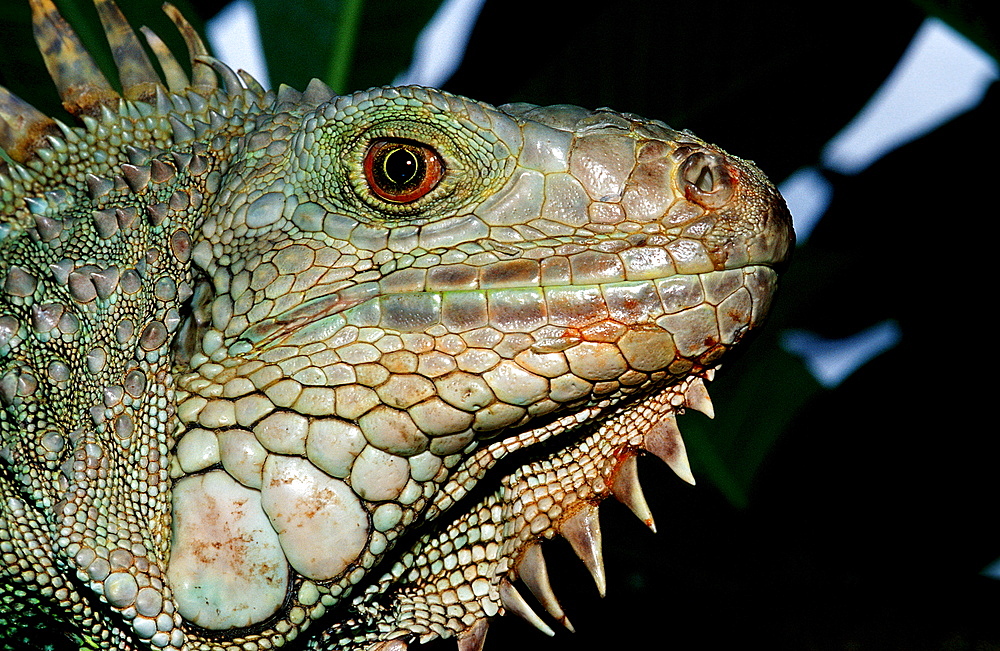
[0,1,793,649]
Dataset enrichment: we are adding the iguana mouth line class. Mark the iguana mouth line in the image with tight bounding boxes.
[231,266,774,351]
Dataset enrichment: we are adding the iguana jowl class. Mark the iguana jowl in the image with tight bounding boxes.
[0,1,794,649]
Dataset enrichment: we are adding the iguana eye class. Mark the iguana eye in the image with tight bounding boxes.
[363,138,444,203]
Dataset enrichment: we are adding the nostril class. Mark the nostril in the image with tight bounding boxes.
[693,164,714,193]
[680,151,733,208]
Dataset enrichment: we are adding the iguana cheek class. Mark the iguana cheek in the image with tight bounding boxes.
[259,455,370,579]
[167,471,288,629]
[168,454,374,630]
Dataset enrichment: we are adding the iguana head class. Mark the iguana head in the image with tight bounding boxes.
[0,2,792,649]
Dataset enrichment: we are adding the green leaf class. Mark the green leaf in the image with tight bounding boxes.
[251,0,445,94]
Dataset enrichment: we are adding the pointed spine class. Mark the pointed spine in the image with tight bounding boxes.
[67,269,97,303]
[29,0,119,115]
[642,411,696,485]
[139,25,189,92]
[238,70,269,105]
[559,503,606,597]
[52,119,81,143]
[125,146,151,165]
[86,173,114,200]
[456,619,489,651]
[150,159,176,184]
[303,78,336,106]
[276,84,304,107]
[91,267,120,299]
[162,2,216,91]
[23,196,48,215]
[498,579,555,636]
[684,377,715,418]
[146,202,167,226]
[32,214,62,242]
[516,543,574,632]
[30,303,64,333]
[44,134,67,154]
[168,115,196,144]
[93,0,161,99]
[0,86,57,163]
[198,56,243,97]
[611,454,656,532]
[121,164,150,192]
[115,206,138,230]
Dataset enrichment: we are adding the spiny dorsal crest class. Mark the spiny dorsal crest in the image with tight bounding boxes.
[0,0,336,227]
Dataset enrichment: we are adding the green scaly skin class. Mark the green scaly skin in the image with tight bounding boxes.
[0,2,793,650]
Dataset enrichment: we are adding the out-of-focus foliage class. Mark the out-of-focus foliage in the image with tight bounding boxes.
[253,0,443,94]
[1,0,996,648]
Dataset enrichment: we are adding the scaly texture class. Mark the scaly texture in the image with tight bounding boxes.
[0,2,793,650]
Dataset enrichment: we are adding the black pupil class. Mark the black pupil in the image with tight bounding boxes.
[382,147,420,186]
